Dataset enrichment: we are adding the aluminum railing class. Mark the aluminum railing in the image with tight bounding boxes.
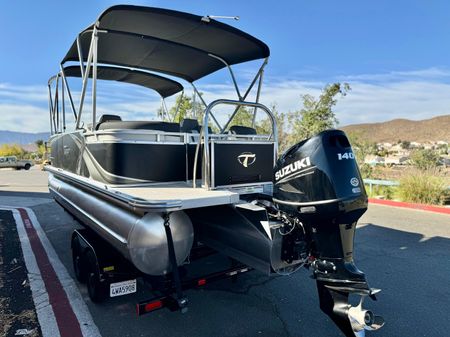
[193,99,278,189]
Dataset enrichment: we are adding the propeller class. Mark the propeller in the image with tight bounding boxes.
[317,281,385,337]
[348,296,385,336]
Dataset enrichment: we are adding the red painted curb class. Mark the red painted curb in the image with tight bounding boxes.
[368,198,450,215]
[18,208,83,337]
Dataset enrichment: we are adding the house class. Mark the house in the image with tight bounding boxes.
[364,155,385,166]
[384,156,409,166]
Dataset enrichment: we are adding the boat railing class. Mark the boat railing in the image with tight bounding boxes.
[193,99,278,189]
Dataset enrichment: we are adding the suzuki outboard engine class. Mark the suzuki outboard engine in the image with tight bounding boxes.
[273,129,384,337]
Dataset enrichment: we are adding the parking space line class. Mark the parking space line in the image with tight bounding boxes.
[2,206,101,337]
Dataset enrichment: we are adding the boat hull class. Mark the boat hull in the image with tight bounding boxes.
[48,173,194,275]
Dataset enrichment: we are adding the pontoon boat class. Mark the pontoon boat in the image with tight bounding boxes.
[46,5,384,336]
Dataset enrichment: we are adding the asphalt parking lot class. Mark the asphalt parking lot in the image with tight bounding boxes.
[1,167,450,337]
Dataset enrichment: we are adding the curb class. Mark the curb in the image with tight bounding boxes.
[0,206,101,337]
[368,198,450,215]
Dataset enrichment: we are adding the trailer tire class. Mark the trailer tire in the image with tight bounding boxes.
[72,236,87,283]
[86,250,107,303]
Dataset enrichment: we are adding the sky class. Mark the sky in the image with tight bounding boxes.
[2,0,450,132]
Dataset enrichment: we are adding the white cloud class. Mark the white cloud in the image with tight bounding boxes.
[0,83,48,103]
[0,83,51,133]
[0,103,49,132]
[2,67,450,133]
[341,67,450,82]
[199,68,450,127]
[335,80,450,125]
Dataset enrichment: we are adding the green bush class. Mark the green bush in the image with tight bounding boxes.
[0,144,24,157]
[365,184,395,199]
[409,149,441,171]
[359,163,373,179]
[398,169,448,205]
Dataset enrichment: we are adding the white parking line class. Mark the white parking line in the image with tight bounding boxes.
[1,206,101,337]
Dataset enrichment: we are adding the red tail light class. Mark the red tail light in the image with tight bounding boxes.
[145,300,163,312]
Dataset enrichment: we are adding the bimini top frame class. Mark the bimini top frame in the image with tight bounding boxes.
[63,66,183,98]
[50,5,277,190]
[47,65,184,134]
[62,5,270,82]
[56,5,271,131]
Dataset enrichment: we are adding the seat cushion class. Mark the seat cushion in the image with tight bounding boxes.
[180,118,200,133]
[229,125,257,135]
[96,114,122,130]
[97,121,180,132]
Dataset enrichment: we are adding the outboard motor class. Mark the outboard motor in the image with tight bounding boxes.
[272,129,384,337]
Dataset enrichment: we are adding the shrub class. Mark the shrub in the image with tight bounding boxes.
[409,149,441,171]
[398,169,448,205]
[365,184,395,199]
[359,163,373,179]
[0,144,24,157]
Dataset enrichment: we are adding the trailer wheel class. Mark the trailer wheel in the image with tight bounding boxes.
[86,250,107,303]
[72,236,87,283]
[24,164,31,170]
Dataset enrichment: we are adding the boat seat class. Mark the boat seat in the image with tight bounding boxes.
[95,114,122,130]
[180,118,200,133]
[97,120,181,132]
[229,125,257,135]
[201,126,213,134]
[99,114,122,123]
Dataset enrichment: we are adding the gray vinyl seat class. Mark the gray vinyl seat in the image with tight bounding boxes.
[97,120,180,132]
[180,118,215,134]
[229,125,257,135]
[99,114,122,123]
[95,114,122,130]
[180,118,200,133]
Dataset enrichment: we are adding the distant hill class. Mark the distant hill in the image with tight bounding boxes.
[341,115,450,143]
[0,130,50,145]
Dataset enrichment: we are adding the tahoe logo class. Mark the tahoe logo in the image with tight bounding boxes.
[237,152,256,167]
[275,157,312,181]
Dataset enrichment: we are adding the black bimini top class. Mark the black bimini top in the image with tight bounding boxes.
[62,5,270,82]
[63,66,183,98]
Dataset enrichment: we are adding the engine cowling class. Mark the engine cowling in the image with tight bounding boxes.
[273,129,367,221]
[272,129,384,337]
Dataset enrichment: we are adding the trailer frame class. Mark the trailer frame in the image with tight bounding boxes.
[71,225,252,315]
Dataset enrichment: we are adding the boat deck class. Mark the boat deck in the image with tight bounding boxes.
[46,166,240,212]
[114,183,239,210]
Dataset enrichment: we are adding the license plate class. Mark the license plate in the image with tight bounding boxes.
[110,279,137,297]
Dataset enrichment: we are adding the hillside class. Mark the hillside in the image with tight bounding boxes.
[0,130,50,145]
[1,115,449,145]
[341,115,450,143]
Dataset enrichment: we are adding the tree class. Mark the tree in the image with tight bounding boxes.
[347,131,377,178]
[0,144,24,157]
[228,106,254,128]
[400,140,410,149]
[410,149,441,171]
[254,104,291,153]
[34,139,46,158]
[269,105,291,153]
[291,83,350,141]
[157,93,205,123]
[376,148,389,157]
[436,143,448,155]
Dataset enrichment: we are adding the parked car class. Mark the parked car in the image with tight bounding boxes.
[0,156,33,170]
